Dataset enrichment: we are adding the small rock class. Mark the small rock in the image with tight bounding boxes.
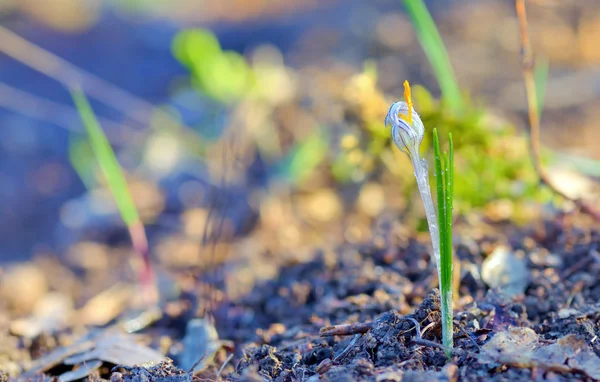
[558,308,581,319]
[479,327,538,365]
[302,189,342,223]
[0,264,47,313]
[10,292,73,337]
[176,318,221,372]
[481,246,528,298]
[357,183,385,217]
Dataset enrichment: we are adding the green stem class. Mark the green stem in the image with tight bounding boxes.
[410,154,442,275]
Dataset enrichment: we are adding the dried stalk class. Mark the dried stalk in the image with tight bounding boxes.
[0,26,204,146]
[0,26,152,123]
[515,0,600,220]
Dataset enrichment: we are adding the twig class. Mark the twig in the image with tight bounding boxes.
[420,321,436,338]
[0,82,138,141]
[561,254,593,280]
[216,353,234,378]
[0,26,152,124]
[411,338,464,356]
[319,322,373,337]
[453,319,480,350]
[411,338,445,351]
[407,317,422,339]
[515,0,600,221]
[333,334,362,362]
[0,26,205,150]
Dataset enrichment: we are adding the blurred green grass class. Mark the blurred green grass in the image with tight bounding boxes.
[71,88,155,300]
[70,88,140,227]
[404,0,464,113]
[168,10,559,222]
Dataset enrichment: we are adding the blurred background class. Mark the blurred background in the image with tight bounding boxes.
[0,0,599,268]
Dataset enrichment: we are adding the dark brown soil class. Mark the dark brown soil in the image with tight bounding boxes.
[210,216,600,381]
[2,213,600,382]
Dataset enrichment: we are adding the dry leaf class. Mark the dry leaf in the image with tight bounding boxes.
[479,328,600,380]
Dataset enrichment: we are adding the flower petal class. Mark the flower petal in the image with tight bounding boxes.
[385,101,424,157]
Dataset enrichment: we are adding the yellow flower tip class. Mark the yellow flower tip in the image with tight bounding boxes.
[399,80,414,125]
[403,80,414,124]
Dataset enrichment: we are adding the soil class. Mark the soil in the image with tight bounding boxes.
[214,214,600,381]
[2,211,600,381]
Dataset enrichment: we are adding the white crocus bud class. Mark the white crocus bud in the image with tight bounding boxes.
[385,101,424,158]
[385,81,424,159]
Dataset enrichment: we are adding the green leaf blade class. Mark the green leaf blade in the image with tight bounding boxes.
[441,150,452,299]
[442,133,455,354]
[404,0,464,113]
[433,128,446,259]
[434,129,454,357]
[70,88,140,226]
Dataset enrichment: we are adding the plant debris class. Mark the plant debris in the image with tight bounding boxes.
[111,359,192,382]
[479,327,600,380]
[18,327,165,381]
[481,246,529,298]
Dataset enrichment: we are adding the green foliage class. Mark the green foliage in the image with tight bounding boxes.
[414,87,549,212]
[173,29,254,103]
[332,132,384,183]
[71,88,140,227]
[335,67,546,215]
[173,28,329,186]
[433,129,454,356]
[404,0,464,113]
[68,133,96,190]
[274,128,329,185]
[401,0,549,215]
[334,70,544,215]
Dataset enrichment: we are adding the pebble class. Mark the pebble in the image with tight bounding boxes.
[481,246,529,298]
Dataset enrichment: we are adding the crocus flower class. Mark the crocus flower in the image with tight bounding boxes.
[385,81,424,159]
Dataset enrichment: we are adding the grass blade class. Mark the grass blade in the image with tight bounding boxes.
[71,88,156,303]
[434,128,454,357]
[276,127,329,185]
[446,135,454,265]
[404,0,464,113]
[447,134,454,228]
[433,129,446,265]
[441,138,454,354]
[68,134,97,190]
[71,89,139,226]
